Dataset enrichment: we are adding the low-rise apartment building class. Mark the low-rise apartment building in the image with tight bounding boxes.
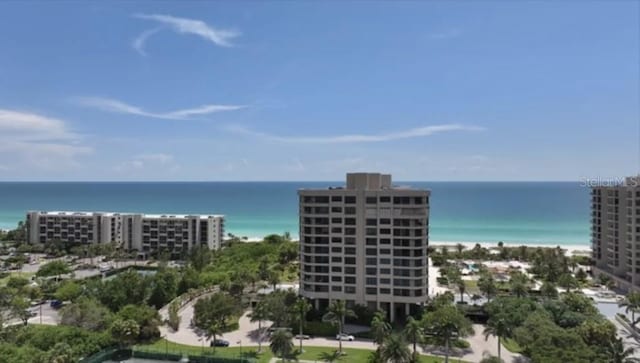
[592,176,640,291]
[298,173,430,322]
[26,211,224,255]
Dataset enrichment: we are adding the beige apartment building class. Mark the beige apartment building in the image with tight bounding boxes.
[298,173,430,322]
[592,176,640,291]
[26,211,224,256]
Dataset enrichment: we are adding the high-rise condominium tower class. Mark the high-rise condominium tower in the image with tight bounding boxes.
[592,176,640,291]
[298,173,430,322]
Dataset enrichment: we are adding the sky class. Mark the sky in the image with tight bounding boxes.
[0,1,638,181]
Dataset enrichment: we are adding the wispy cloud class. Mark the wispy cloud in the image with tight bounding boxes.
[132,14,240,54]
[0,109,90,169]
[429,29,462,40]
[227,124,484,144]
[74,97,245,120]
[132,27,161,56]
[115,153,179,173]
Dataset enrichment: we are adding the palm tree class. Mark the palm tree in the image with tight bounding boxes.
[483,317,511,361]
[270,329,294,362]
[319,350,342,362]
[619,292,640,327]
[206,321,223,353]
[380,334,412,363]
[249,300,269,353]
[508,271,529,298]
[478,273,497,302]
[423,305,473,363]
[607,337,640,363]
[323,300,357,355]
[455,243,465,259]
[540,281,558,299]
[456,278,466,303]
[403,316,423,356]
[371,310,391,346]
[293,297,311,352]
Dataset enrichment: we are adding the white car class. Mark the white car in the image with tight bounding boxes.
[336,333,354,341]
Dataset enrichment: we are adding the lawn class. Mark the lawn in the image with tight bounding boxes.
[137,339,465,363]
[502,337,523,353]
[0,271,35,286]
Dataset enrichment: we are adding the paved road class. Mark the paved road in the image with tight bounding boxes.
[162,299,521,363]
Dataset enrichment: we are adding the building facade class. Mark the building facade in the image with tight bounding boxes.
[298,173,430,322]
[592,176,640,291]
[26,211,224,255]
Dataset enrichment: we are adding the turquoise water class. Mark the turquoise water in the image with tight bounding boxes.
[0,182,590,246]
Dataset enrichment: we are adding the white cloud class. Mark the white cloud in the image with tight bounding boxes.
[132,14,240,54]
[74,97,245,120]
[132,27,161,56]
[0,109,90,169]
[115,153,179,173]
[227,124,484,144]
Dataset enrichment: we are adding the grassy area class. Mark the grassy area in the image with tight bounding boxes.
[0,271,35,286]
[463,279,479,294]
[502,337,523,353]
[137,339,466,363]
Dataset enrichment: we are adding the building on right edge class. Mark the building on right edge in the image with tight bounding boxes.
[591,176,640,291]
[298,173,430,322]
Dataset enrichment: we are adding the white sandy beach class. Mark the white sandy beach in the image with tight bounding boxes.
[430,240,591,256]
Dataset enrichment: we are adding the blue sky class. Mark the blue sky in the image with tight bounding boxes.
[0,1,638,181]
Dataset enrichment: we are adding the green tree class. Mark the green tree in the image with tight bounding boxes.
[380,334,412,363]
[47,342,75,363]
[575,268,588,284]
[110,318,140,348]
[193,293,241,332]
[258,257,271,281]
[483,317,511,361]
[478,273,498,302]
[249,300,270,353]
[206,321,223,353]
[293,297,311,352]
[557,273,578,293]
[422,305,473,363]
[117,304,161,341]
[55,281,82,302]
[508,271,529,298]
[167,300,181,331]
[177,266,201,295]
[148,267,178,309]
[403,316,423,357]
[189,245,212,272]
[455,243,465,259]
[606,337,640,363]
[540,281,558,299]
[619,292,640,327]
[268,269,281,291]
[263,290,297,328]
[11,295,31,325]
[59,297,112,331]
[371,310,391,346]
[323,300,357,354]
[36,260,70,280]
[270,328,294,362]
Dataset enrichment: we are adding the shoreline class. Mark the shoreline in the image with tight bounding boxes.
[235,236,591,254]
[430,240,591,256]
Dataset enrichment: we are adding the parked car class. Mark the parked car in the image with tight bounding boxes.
[50,300,63,309]
[336,333,354,341]
[294,334,310,340]
[210,339,229,347]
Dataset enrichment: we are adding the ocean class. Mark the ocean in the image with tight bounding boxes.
[0,182,590,246]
